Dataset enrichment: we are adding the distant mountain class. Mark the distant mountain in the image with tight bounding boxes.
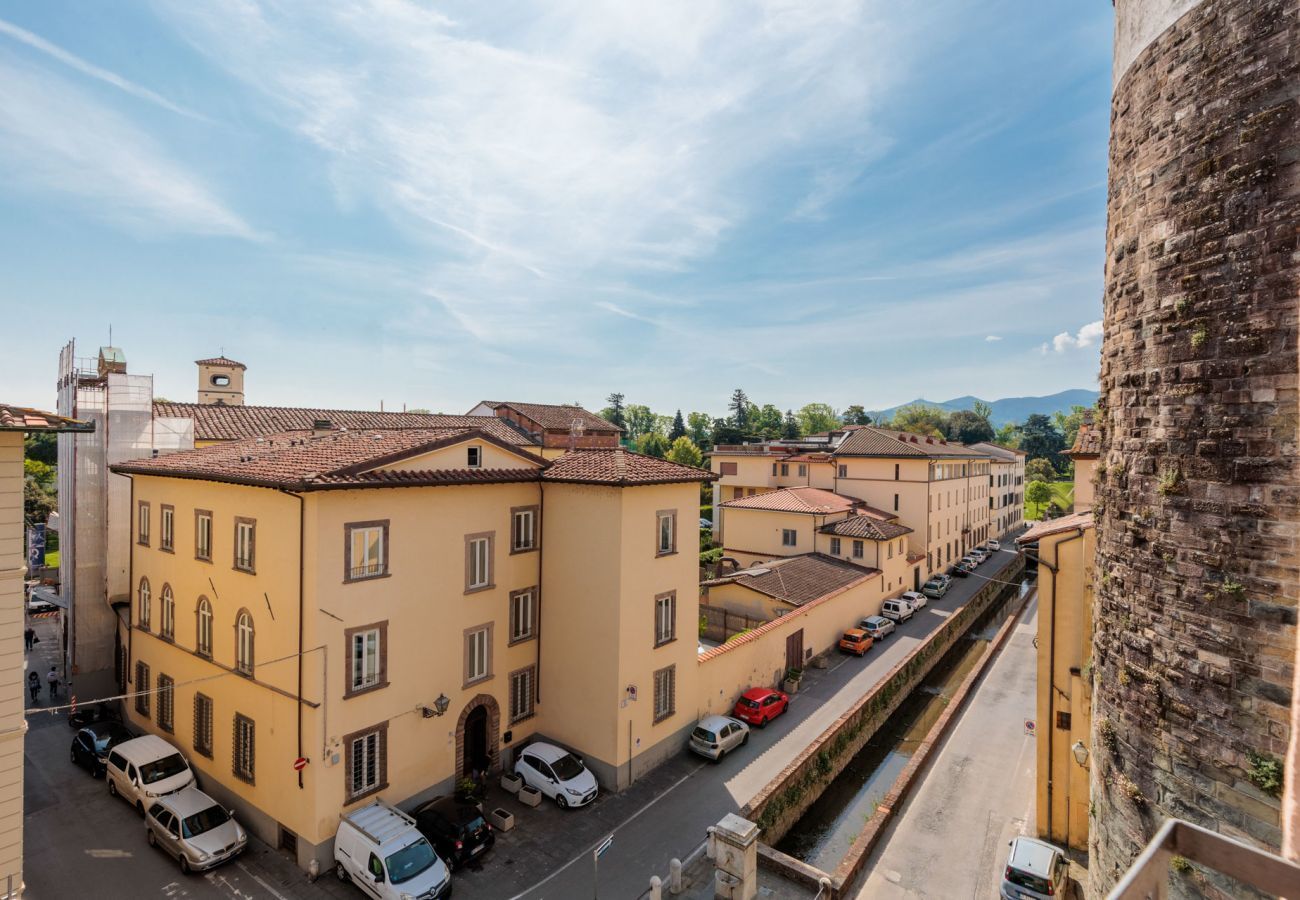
[869,389,1098,428]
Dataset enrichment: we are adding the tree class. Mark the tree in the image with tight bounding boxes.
[994,422,1022,448]
[947,410,995,445]
[728,389,751,429]
[653,414,674,437]
[842,405,871,426]
[1025,458,1057,484]
[797,403,839,436]
[669,410,687,442]
[406,408,432,415]
[1020,414,1066,470]
[782,410,800,439]
[667,436,703,468]
[25,432,57,466]
[636,433,669,458]
[624,404,657,440]
[687,412,713,447]
[754,404,784,440]
[24,459,56,525]
[890,403,949,438]
[1026,480,1053,518]
[1052,405,1090,454]
[973,400,994,422]
[711,418,745,446]
[602,393,627,430]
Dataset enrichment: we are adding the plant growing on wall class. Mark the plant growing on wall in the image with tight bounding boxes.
[1246,751,1284,797]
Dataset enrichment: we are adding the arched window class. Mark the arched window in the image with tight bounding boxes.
[235,611,254,675]
[160,584,175,640]
[138,578,151,631]
[196,597,213,657]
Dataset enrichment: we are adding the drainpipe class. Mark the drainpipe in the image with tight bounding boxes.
[280,489,306,790]
[536,481,545,706]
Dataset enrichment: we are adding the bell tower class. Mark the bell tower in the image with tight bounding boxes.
[196,356,246,406]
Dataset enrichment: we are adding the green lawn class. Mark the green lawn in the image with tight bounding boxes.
[1026,481,1074,521]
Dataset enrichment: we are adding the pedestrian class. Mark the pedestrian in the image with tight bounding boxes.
[46,667,58,700]
[23,627,34,651]
[27,671,39,704]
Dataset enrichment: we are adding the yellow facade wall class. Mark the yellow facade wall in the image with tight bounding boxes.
[0,433,26,893]
[718,507,835,564]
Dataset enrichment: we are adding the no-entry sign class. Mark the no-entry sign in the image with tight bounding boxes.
[293,756,308,771]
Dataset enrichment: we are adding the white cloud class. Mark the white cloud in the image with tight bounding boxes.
[985,335,1002,342]
[1042,319,1103,354]
[0,55,258,239]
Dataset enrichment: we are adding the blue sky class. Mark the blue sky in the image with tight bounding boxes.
[1,1,1112,417]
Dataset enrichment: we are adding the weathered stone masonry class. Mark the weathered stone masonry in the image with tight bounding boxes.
[1091,0,1299,896]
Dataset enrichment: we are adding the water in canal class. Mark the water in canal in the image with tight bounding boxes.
[775,568,1036,872]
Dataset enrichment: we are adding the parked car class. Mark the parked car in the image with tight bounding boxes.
[921,579,948,600]
[144,785,247,873]
[952,561,973,577]
[935,573,953,588]
[987,539,1001,552]
[335,800,452,899]
[859,615,895,640]
[700,518,712,529]
[880,598,915,622]
[106,735,195,814]
[1000,836,1069,900]
[412,795,495,869]
[731,687,789,728]
[688,715,750,761]
[514,741,599,808]
[838,628,873,656]
[970,549,989,564]
[26,594,57,614]
[71,721,134,777]
[900,590,927,610]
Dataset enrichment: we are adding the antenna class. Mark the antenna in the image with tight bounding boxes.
[569,418,585,452]
[108,323,113,347]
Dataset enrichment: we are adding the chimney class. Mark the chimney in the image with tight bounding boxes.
[312,419,333,438]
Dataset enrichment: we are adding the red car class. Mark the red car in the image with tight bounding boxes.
[731,688,789,728]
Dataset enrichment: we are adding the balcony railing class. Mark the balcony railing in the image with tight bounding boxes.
[1107,818,1300,899]
[349,562,387,579]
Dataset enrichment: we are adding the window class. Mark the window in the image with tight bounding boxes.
[160,584,175,640]
[894,463,900,481]
[195,510,212,561]
[345,724,387,800]
[656,510,677,556]
[137,501,150,546]
[193,693,213,757]
[780,463,789,476]
[138,577,151,631]
[467,446,482,468]
[345,521,388,580]
[211,374,231,387]
[888,543,894,559]
[719,462,738,476]
[465,625,491,685]
[830,537,841,555]
[894,493,899,511]
[771,463,777,476]
[509,589,537,644]
[798,464,807,477]
[782,529,797,547]
[346,622,387,696]
[158,674,174,732]
[511,506,538,553]
[196,597,213,657]
[135,661,150,716]
[1056,711,1072,730]
[653,665,676,723]
[509,666,536,723]
[160,505,174,551]
[654,591,676,646]
[235,611,254,675]
[233,713,255,784]
[233,518,255,572]
[732,487,744,499]
[853,540,864,559]
[465,533,493,592]
[838,465,847,477]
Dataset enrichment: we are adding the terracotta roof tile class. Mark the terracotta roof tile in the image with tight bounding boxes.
[1068,424,1101,458]
[542,448,713,486]
[819,514,913,541]
[835,426,990,459]
[701,553,878,607]
[194,356,246,369]
[476,401,620,433]
[0,404,94,433]
[720,487,862,515]
[1016,510,1094,544]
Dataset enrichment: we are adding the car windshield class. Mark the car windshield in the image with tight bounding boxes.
[693,727,717,742]
[551,753,584,781]
[140,753,188,784]
[93,726,131,751]
[463,814,487,833]
[925,582,939,589]
[182,804,230,839]
[737,698,760,709]
[385,838,438,885]
[1006,866,1052,893]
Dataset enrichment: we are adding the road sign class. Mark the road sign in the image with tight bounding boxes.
[592,834,613,900]
[293,756,308,771]
[593,835,613,860]
[1024,719,1036,735]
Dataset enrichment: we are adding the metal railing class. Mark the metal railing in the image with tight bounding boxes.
[1107,818,1300,899]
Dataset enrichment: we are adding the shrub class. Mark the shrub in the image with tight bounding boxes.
[1247,751,1284,797]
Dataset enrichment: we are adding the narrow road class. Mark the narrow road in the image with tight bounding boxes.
[854,593,1039,899]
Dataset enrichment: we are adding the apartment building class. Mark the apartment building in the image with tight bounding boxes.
[110,424,705,872]
[968,441,1026,536]
[466,401,622,456]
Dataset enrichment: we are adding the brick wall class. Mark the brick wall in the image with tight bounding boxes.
[1090,0,1299,896]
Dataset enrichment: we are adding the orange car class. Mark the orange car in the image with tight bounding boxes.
[838,628,873,656]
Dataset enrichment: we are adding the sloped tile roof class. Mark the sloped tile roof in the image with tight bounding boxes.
[1067,424,1101,458]
[835,426,990,459]
[968,441,1027,460]
[819,514,913,541]
[1016,510,1094,544]
[195,356,245,369]
[721,487,862,515]
[476,401,621,433]
[702,553,878,607]
[0,404,95,433]
[154,401,535,445]
[541,448,713,485]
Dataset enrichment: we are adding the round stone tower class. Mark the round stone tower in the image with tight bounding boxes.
[1091,0,1298,896]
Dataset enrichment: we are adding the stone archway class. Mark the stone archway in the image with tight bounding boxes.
[454,694,501,778]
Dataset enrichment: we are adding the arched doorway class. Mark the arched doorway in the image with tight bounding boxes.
[454,694,501,778]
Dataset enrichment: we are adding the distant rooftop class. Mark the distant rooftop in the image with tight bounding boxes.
[1016,510,1094,544]
[195,355,246,369]
[819,514,913,541]
[702,553,878,607]
[474,401,621,433]
[0,404,95,433]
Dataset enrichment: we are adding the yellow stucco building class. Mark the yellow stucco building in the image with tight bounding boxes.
[111,426,709,870]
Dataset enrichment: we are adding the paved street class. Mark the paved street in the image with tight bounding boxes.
[855,593,1040,900]
[23,548,1025,900]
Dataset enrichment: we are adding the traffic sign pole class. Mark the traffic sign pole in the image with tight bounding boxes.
[592,835,613,899]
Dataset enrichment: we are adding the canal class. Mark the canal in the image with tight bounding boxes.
[775,566,1037,872]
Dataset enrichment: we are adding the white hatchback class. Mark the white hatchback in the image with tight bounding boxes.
[514,741,599,809]
[900,590,927,610]
[688,715,750,762]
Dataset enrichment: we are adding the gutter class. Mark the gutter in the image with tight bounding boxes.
[123,473,133,692]
[281,489,307,790]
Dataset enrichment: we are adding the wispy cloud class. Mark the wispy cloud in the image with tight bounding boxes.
[0,55,258,239]
[0,17,206,120]
[985,335,1002,342]
[1041,320,1103,354]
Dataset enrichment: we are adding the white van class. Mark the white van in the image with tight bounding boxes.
[105,734,195,814]
[880,598,915,622]
[335,801,452,899]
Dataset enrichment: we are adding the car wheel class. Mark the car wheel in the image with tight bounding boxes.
[136,800,145,817]
[556,794,568,809]
[147,828,156,847]
[758,715,768,729]
[179,855,191,875]
[107,779,118,797]
[741,732,749,746]
[335,861,349,883]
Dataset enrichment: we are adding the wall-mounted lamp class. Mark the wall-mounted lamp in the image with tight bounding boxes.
[422,694,451,718]
[1071,739,1089,769]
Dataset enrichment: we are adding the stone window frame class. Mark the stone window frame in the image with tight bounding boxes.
[510,505,540,554]
[193,693,213,758]
[343,722,389,803]
[138,576,151,632]
[137,500,150,546]
[344,520,390,583]
[463,622,493,688]
[194,509,213,562]
[234,609,255,676]
[233,517,256,574]
[232,713,255,785]
[159,504,175,553]
[655,509,677,557]
[159,583,176,641]
[135,661,150,717]
[508,665,537,724]
[464,531,495,594]
[345,620,389,699]
[157,674,175,733]
[195,596,213,658]
[508,588,538,646]
[654,590,676,648]
[652,664,676,724]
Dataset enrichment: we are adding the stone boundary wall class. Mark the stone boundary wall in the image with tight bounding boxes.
[742,555,1025,843]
